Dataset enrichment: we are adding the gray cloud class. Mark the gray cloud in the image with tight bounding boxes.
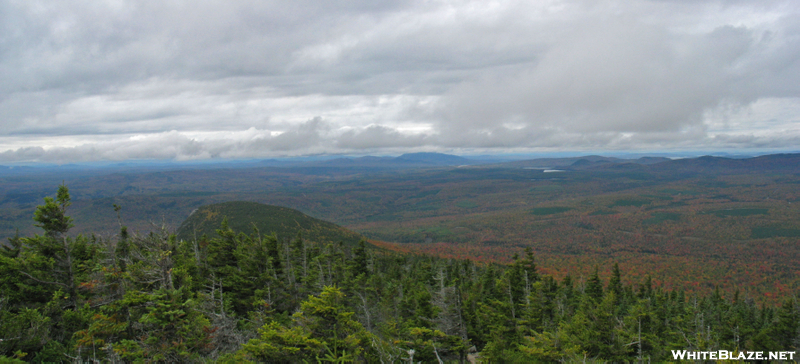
[336,125,429,149]
[437,22,758,133]
[1,0,799,162]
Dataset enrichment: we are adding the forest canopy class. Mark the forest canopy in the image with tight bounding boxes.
[0,185,797,362]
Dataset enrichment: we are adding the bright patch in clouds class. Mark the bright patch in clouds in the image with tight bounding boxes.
[1,0,799,162]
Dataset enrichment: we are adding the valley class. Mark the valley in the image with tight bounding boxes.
[2,153,799,301]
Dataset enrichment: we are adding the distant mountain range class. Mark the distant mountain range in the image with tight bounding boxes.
[577,153,800,175]
[284,152,479,169]
[496,153,800,174]
[2,152,798,177]
[657,153,800,172]
[263,152,800,173]
[500,155,671,169]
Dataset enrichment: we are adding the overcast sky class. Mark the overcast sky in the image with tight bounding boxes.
[1,0,799,162]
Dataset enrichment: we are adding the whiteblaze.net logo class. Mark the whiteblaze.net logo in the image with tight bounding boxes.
[671,350,795,361]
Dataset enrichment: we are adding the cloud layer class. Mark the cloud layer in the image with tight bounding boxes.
[1,0,799,162]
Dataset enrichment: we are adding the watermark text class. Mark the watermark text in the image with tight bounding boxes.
[672,350,795,361]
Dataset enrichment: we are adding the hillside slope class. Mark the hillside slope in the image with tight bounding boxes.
[176,201,363,245]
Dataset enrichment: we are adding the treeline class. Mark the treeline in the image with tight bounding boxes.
[1,186,798,363]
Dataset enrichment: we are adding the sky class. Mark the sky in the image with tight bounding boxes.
[1,0,799,163]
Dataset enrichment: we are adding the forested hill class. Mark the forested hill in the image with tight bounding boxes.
[176,201,363,245]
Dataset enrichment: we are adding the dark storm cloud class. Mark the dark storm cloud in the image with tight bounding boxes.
[1,0,799,162]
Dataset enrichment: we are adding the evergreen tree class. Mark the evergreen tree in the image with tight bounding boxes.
[608,263,623,302]
[585,266,603,302]
[350,239,369,278]
[21,184,82,309]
